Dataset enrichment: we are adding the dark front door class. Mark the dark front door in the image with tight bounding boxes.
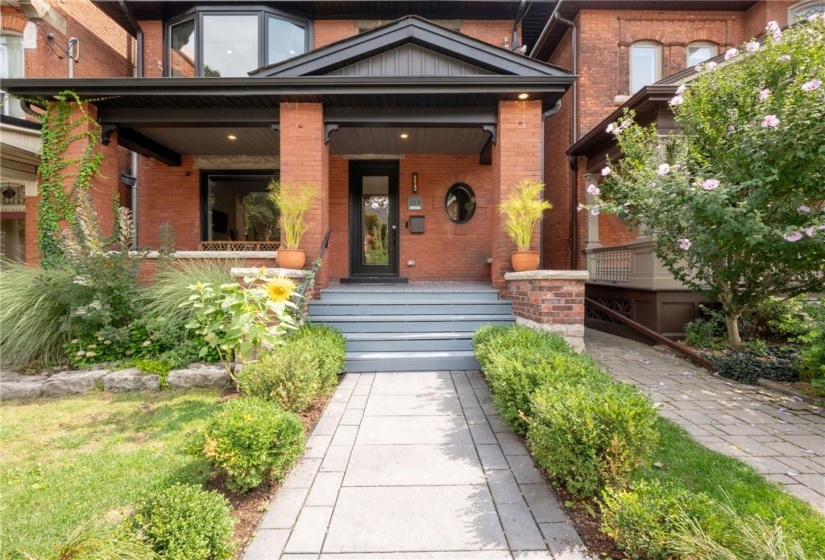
[349,161,400,278]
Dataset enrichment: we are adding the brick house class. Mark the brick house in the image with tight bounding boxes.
[3,0,822,344]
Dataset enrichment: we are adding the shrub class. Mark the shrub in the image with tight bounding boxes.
[201,397,305,492]
[0,262,73,368]
[528,380,658,498]
[709,346,799,385]
[132,483,234,560]
[796,302,825,387]
[473,324,573,373]
[287,323,347,392]
[684,307,727,350]
[600,479,713,560]
[742,295,810,342]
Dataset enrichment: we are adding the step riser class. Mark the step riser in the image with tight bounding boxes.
[346,355,481,372]
[317,319,513,333]
[309,303,512,315]
[347,339,472,352]
[317,292,501,304]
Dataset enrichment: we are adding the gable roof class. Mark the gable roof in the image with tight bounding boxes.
[253,16,570,78]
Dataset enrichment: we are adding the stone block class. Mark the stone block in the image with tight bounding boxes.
[102,368,160,392]
[166,364,231,388]
[42,369,110,396]
[0,380,44,400]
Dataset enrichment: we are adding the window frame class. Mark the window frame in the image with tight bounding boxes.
[1,32,25,118]
[629,41,662,94]
[165,6,312,77]
[789,1,825,22]
[686,41,717,68]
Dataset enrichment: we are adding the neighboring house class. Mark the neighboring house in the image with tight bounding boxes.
[3,0,822,337]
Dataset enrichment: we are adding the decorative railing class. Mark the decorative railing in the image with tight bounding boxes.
[590,246,631,283]
[198,240,280,251]
[1,183,26,206]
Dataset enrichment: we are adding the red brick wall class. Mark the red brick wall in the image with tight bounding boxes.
[137,157,201,250]
[506,277,586,326]
[140,20,164,77]
[744,1,794,39]
[313,20,359,48]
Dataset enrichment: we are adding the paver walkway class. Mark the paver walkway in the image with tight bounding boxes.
[585,329,825,513]
[243,371,590,560]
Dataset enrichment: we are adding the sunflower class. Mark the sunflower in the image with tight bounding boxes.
[264,276,296,302]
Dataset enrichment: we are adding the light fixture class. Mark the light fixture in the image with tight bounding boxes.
[518,93,530,100]
[227,134,237,141]
[400,133,409,139]
[411,172,419,193]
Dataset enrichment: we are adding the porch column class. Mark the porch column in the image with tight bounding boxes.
[584,172,602,279]
[491,99,543,291]
[279,102,330,288]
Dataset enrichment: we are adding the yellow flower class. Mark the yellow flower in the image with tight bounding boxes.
[264,276,296,302]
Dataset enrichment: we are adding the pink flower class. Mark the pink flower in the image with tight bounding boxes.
[784,231,803,242]
[758,88,771,101]
[677,238,692,250]
[601,166,611,177]
[778,55,791,62]
[702,179,720,190]
[657,164,671,175]
[761,115,779,128]
[704,61,717,71]
[806,227,815,237]
[577,203,586,212]
[725,48,739,60]
[586,184,601,195]
[746,41,760,53]
[676,85,686,95]
[590,207,600,216]
[802,79,822,91]
[670,95,684,106]
[606,123,617,134]
[798,205,811,213]
[766,21,782,41]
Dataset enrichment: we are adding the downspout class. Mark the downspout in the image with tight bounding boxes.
[540,100,562,269]
[118,0,143,245]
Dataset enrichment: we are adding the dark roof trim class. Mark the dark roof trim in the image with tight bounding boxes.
[0,114,42,131]
[566,84,676,158]
[252,16,570,77]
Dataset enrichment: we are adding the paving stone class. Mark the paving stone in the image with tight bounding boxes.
[352,383,372,396]
[463,407,488,424]
[497,502,547,551]
[282,555,319,560]
[459,392,480,408]
[324,402,347,417]
[476,444,510,471]
[356,415,472,445]
[320,553,510,560]
[470,422,498,445]
[487,470,524,505]
[346,395,369,410]
[166,364,230,388]
[313,415,341,436]
[305,435,333,459]
[283,458,322,489]
[343,444,484,487]
[321,445,352,472]
[538,523,587,558]
[102,369,159,392]
[520,484,567,524]
[306,472,345,506]
[0,380,44,400]
[486,414,510,433]
[782,485,825,514]
[512,552,554,560]
[364,394,463,417]
[339,408,364,426]
[243,528,290,560]
[371,378,455,395]
[285,507,334,554]
[323,486,507,553]
[506,455,544,485]
[331,425,358,447]
[496,432,529,456]
[41,369,110,396]
[260,488,309,529]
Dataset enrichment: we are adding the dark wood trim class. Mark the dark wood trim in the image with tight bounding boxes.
[117,127,182,167]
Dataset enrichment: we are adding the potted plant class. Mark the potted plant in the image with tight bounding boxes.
[269,181,318,269]
[500,178,552,271]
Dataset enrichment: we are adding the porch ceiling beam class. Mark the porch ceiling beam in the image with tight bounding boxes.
[117,128,182,167]
[324,107,496,126]
[99,107,280,127]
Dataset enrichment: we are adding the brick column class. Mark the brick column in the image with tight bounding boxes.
[279,103,330,288]
[505,270,589,351]
[492,99,543,291]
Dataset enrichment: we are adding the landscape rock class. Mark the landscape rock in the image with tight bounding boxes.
[41,369,110,397]
[167,364,231,389]
[102,368,160,392]
[0,381,45,400]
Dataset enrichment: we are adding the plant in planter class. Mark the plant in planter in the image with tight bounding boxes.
[269,181,318,269]
[500,178,552,271]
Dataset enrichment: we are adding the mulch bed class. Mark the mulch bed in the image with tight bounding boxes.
[555,487,626,559]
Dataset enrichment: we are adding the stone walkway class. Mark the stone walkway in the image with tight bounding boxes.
[243,371,590,560]
[585,329,825,514]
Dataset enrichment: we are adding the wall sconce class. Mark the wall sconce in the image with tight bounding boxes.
[411,172,419,193]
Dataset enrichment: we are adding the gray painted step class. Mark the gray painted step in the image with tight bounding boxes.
[345,351,480,372]
[345,331,475,352]
[309,302,512,315]
[314,317,514,333]
[317,292,501,304]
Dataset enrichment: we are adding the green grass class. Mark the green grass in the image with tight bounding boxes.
[0,390,223,558]
[640,418,825,557]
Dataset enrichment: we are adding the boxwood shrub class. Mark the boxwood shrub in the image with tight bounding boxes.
[201,397,306,492]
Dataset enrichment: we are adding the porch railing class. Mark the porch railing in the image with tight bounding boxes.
[198,240,280,251]
[589,246,632,283]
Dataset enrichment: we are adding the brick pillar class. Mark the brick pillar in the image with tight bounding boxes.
[491,99,543,291]
[279,103,330,288]
[24,190,39,265]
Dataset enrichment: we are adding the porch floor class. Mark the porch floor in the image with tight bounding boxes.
[323,281,495,293]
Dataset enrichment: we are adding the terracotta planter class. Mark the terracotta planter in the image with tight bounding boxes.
[277,249,306,270]
[511,251,540,272]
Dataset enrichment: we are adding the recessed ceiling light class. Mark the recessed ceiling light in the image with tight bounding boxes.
[518,93,529,100]
[400,133,409,139]
[226,50,233,55]
[227,134,237,140]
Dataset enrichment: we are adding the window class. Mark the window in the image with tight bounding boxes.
[687,42,717,68]
[167,8,310,77]
[630,42,661,94]
[789,1,825,22]
[204,174,278,243]
[0,33,25,118]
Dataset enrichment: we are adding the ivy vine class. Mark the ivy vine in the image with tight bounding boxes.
[28,90,104,267]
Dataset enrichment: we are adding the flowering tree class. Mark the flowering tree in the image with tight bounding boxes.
[591,17,825,348]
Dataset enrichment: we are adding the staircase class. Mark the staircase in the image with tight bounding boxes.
[309,284,514,372]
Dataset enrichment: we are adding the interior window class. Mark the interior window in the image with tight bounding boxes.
[0,34,25,117]
[268,17,307,65]
[630,42,661,94]
[202,15,258,77]
[687,42,716,68]
[205,175,279,243]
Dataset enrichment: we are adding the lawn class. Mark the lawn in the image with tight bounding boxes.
[0,389,224,558]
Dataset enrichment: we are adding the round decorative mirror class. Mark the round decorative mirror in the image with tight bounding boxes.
[445,182,476,224]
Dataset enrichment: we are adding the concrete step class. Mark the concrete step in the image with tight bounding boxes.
[313,315,514,333]
[345,350,480,372]
[316,291,502,304]
[309,302,512,316]
[347,334,473,352]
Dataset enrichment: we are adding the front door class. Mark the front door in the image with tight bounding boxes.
[349,161,399,278]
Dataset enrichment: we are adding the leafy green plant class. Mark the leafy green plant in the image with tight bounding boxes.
[742,295,810,342]
[499,178,552,251]
[709,346,798,385]
[796,302,825,387]
[286,323,347,392]
[200,398,306,492]
[29,521,158,560]
[269,181,318,249]
[473,324,572,373]
[684,307,727,350]
[528,379,658,498]
[132,483,234,560]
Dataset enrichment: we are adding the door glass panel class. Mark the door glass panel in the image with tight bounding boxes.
[202,15,258,77]
[362,176,389,266]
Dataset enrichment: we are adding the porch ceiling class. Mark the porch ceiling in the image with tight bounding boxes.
[134,126,279,157]
[329,127,489,156]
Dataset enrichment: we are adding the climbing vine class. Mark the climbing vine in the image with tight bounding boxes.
[29,90,104,267]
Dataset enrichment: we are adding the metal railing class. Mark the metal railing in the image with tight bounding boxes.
[198,240,280,251]
[590,246,632,283]
[1,183,25,205]
[296,229,333,305]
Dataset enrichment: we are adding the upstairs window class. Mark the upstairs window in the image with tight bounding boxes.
[167,8,310,77]
[630,42,661,94]
[0,33,25,118]
[687,42,717,68]
[789,1,825,21]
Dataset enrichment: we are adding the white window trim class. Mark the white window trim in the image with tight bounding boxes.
[789,1,825,22]
[629,41,662,94]
[686,41,717,67]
